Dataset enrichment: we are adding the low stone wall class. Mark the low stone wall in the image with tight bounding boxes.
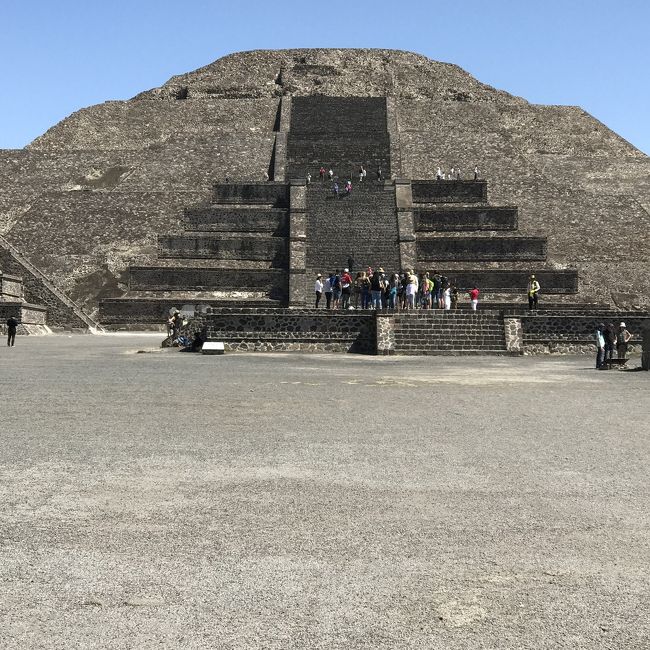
[0,302,47,329]
[415,206,517,231]
[157,235,287,263]
[184,207,289,234]
[212,183,289,206]
[0,273,23,299]
[411,180,487,204]
[417,236,547,262]
[196,308,376,354]
[642,322,650,370]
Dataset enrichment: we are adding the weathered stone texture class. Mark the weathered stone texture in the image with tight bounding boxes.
[0,47,648,317]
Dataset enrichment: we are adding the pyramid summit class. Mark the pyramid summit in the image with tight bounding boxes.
[0,48,648,348]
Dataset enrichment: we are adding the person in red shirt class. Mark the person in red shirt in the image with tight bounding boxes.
[340,268,353,309]
[469,286,480,310]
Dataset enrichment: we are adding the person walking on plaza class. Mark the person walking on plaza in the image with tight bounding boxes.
[315,273,323,308]
[527,274,541,310]
[617,322,632,360]
[469,286,480,310]
[595,323,606,369]
[6,316,18,347]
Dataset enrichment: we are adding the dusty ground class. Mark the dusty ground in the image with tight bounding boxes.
[0,334,648,649]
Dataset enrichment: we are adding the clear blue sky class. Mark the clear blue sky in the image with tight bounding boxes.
[1,0,648,153]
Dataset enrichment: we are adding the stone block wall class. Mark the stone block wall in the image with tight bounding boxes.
[426,269,578,294]
[416,236,547,262]
[415,206,517,231]
[212,183,289,206]
[411,180,487,204]
[157,235,288,264]
[0,273,23,299]
[184,207,289,235]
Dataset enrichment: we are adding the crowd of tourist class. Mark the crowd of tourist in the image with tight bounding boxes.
[314,268,479,311]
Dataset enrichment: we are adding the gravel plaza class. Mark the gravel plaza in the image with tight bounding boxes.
[0,334,648,648]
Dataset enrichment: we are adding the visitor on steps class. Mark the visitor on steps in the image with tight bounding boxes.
[370,268,385,310]
[6,316,18,347]
[443,283,452,310]
[617,322,632,360]
[306,172,312,185]
[604,323,616,361]
[474,165,479,181]
[345,180,352,195]
[263,171,269,181]
[333,182,339,198]
[469,286,480,310]
[319,166,326,182]
[451,285,459,309]
[315,274,323,308]
[450,167,455,180]
[527,274,541,310]
[359,271,371,309]
[341,269,353,309]
[432,271,442,309]
[324,273,334,310]
[595,323,606,369]
[405,271,418,310]
[456,168,462,180]
[328,168,334,181]
[436,166,442,181]
[377,167,383,182]
[359,166,366,183]
[332,271,342,309]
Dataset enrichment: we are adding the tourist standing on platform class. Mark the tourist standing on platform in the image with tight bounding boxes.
[6,316,18,347]
[315,274,323,308]
[319,166,326,182]
[436,166,442,181]
[360,272,371,309]
[595,323,606,369]
[469,286,480,310]
[324,273,334,310]
[332,271,342,309]
[604,322,616,361]
[443,283,452,310]
[456,168,462,180]
[432,271,442,309]
[450,284,459,309]
[450,167,455,180]
[341,268,353,309]
[420,273,432,309]
[370,268,385,310]
[405,271,418,310]
[353,272,363,309]
[527,275,541,309]
[388,273,399,310]
[617,322,632,360]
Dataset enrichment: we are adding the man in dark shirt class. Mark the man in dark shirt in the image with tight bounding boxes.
[7,316,18,347]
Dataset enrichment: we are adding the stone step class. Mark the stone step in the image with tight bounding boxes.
[128,266,287,298]
[211,183,289,206]
[290,97,388,133]
[157,234,287,263]
[183,206,288,234]
[415,206,518,231]
[412,180,488,204]
[417,236,547,262]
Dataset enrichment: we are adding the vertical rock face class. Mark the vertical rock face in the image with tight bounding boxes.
[0,48,648,318]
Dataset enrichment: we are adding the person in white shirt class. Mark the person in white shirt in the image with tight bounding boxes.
[315,274,324,308]
[436,166,442,181]
[405,271,418,310]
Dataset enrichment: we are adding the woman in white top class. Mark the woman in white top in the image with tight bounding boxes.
[406,271,418,310]
[314,274,323,308]
[443,284,451,310]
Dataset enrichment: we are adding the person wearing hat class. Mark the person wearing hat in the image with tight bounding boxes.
[527,274,541,310]
[314,273,323,308]
[370,267,386,310]
[617,322,632,360]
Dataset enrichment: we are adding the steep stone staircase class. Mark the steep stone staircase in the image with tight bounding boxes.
[305,183,400,274]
